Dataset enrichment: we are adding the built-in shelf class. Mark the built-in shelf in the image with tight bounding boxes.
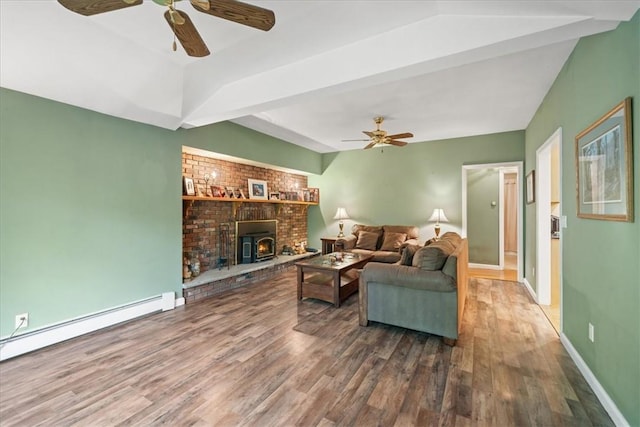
[182,195,318,217]
[182,195,318,205]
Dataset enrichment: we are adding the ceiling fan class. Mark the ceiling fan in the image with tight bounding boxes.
[57,0,276,58]
[342,116,414,149]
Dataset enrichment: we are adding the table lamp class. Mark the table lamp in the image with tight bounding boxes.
[333,207,350,238]
[428,208,449,239]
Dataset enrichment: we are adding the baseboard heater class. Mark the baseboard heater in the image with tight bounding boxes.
[0,292,181,361]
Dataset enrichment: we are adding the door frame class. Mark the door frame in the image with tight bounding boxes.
[535,128,563,316]
[462,161,523,281]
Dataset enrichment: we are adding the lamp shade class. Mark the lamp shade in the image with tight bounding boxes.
[428,208,449,223]
[333,207,350,220]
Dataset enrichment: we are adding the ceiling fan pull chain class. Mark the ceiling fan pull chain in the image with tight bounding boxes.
[173,33,177,52]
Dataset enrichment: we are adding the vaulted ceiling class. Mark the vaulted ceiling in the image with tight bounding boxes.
[1,1,638,152]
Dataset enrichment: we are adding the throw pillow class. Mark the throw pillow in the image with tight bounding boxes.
[412,240,455,270]
[400,244,420,265]
[355,230,379,250]
[379,232,407,251]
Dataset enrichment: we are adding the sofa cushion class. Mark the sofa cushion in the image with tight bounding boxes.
[352,224,383,237]
[412,240,456,271]
[383,225,419,240]
[356,231,380,250]
[399,244,421,266]
[380,232,407,251]
[371,251,402,263]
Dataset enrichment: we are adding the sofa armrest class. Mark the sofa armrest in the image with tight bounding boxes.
[335,235,357,251]
[360,262,456,292]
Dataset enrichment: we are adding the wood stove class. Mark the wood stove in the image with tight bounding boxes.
[240,232,276,263]
[236,220,277,264]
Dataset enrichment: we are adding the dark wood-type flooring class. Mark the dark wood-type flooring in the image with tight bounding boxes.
[0,271,613,426]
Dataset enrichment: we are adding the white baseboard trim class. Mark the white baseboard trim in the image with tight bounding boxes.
[469,262,501,270]
[560,333,629,427]
[522,278,537,302]
[0,292,180,361]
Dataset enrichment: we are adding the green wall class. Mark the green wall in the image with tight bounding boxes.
[0,88,321,337]
[0,89,183,336]
[467,168,500,264]
[524,12,640,425]
[307,131,524,247]
[181,121,322,175]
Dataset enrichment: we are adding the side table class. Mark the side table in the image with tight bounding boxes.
[320,237,338,255]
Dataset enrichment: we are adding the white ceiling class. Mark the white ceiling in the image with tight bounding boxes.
[2,1,639,153]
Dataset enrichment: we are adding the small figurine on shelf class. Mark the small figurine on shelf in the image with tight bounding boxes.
[204,172,216,197]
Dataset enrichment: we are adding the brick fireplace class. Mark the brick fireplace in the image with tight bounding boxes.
[182,149,311,275]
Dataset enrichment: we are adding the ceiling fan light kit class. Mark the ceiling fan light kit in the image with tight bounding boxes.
[57,0,275,57]
[342,116,414,150]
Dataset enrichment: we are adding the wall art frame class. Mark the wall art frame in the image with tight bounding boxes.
[526,170,535,204]
[575,97,633,222]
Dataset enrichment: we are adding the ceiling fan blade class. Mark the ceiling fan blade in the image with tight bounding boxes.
[385,132,413,140]
[342,139,370,142]
[191,0,275,31]
[364,141,378,150]
[58,0,142,16]
[164,10,210,57]
[363,131,375,138]
[387,139,408,147]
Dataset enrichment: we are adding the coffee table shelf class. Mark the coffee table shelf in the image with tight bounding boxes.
[296,253,372,307]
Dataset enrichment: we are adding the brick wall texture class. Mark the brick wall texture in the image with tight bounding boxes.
[182,152,311,272]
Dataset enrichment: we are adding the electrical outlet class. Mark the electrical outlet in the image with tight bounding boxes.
[589,323,595,342]
[15,313,28,329]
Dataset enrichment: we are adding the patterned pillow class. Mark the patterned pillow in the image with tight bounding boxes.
[355,230,379,250]
[379,232,407,251]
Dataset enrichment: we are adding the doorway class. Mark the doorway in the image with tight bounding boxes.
[462,162,523,282]
[536,129,562,332]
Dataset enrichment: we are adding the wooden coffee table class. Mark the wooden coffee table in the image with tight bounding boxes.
[296,253,372,307]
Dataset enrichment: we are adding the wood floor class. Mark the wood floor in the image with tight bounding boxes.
[0,271,612,426]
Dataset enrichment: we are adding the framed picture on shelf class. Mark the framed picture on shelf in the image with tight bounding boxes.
[211,185,224,198]
[238,189,247,199]
[526,171,535,204]
[270,192,280,200]
[183,177,195,196]
[248,179,268,200]
[309,188,319,202]
[196,184,205,197]
[225,186,235,198]
[575,97,633,221]
[234,188,243,199]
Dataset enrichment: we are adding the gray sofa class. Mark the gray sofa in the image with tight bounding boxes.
[335,224,420,263]
[358,232,468,345]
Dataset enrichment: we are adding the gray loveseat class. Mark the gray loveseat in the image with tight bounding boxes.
[358,232,468,345]
[335,224,420,263]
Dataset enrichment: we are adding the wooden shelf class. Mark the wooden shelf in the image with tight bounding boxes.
[182,195,318,206]
[182,195,318,217]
